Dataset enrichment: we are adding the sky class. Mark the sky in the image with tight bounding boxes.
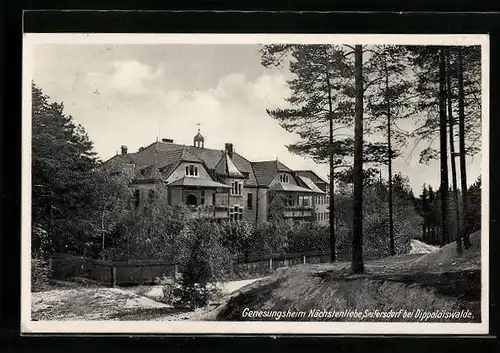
[30,43,483,195]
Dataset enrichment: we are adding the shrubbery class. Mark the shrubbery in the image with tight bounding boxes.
[360,185,417,259]
[31,258,51,292]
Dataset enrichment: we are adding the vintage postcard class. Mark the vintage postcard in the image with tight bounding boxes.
[22,33,489,334]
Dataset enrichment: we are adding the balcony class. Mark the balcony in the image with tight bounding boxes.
[283,205,314,218]
[186,204,229,219]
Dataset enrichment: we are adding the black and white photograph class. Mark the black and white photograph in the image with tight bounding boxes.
[22,34,489,334]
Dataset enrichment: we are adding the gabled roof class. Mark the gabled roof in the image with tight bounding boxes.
[295,170,328,185]
[215,152,244,178]
[230,152,257,186]
[251,160,293,186]
[102,141,259,186]
[297,175,326,194]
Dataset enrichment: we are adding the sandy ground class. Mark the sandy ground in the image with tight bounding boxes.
[31,287,170,321]
[31,278,262,321]
[410,239,439,254]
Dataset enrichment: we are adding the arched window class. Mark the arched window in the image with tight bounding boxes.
[186,194,198,206]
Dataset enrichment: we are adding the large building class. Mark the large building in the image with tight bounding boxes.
[102,130,328,223]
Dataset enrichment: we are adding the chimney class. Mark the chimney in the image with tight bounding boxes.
[121,145,128,155]
[162,138,174,143]
[225,143,233,158]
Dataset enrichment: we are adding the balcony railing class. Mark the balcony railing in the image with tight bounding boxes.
[284,205,314,211]
[186,204,229,218]
[283,206,313,218]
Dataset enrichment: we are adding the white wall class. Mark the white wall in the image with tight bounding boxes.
[166,162,212,183]
[257,187,268,222]
[269,171,298,188]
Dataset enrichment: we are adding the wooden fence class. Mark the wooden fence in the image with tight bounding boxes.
[49,250,351,287]
[50,253,179,286]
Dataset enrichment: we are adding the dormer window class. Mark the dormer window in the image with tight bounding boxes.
[279,174,289,183]
[231,180,243,196]
[185,164,199,177]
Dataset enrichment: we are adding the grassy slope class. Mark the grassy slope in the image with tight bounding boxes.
[205,232,481,322]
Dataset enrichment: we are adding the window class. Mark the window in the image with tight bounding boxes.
[247,193,253,210]
[185,164,199,177]
[133,189,140,209]
[229,205,243,221]
[298,195,310,207]
[231,180,243,196]
[148,189,155,203]
[212,193,216,205]
[279,174,289,183]
[285,194,294,207]
[201,190,205,205]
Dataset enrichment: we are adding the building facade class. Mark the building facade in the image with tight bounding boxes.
[102,131,328,223]
[296,170,330,225]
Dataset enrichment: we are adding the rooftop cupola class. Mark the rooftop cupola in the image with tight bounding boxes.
[193,125,204,148]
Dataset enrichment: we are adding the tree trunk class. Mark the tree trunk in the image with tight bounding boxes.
[439,48,450,247]
[458,48,472,249]
[446,49,462,253]
[351,45,364,274]
[101,207,106,260]
[421,193,427,242]
[326,71,336,262]
[384,54,395,256]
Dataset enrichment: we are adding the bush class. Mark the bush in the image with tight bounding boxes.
[32,225,52,259]
[169,219,232,308]
[31,258,51,292]
[104,191,190,261]
[286,221,329,254]
[360,185,419,259]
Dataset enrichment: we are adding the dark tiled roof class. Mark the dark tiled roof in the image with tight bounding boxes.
[295,170,328,185]
[186,144,258,186]
[270,182,322,193]
[297,175,326,194]
[101,153,134,169]
[214,153,244,178]
[230,152,257,186]
[185,145,224,169]
[102,141,259,186]
[251,160,294,186]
